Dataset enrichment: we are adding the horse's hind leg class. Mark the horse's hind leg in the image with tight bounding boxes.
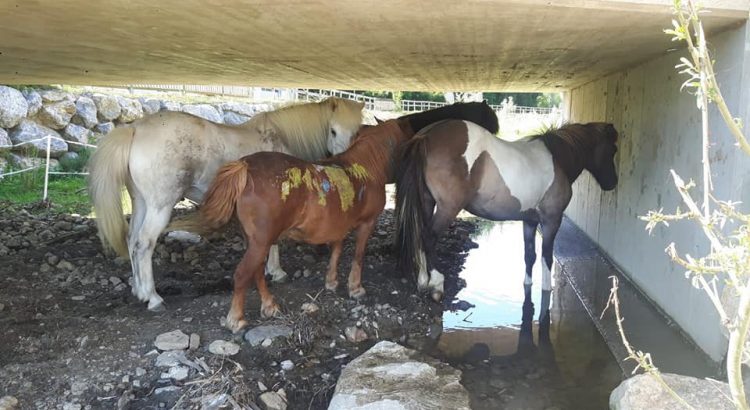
[325,240,343,291]
[423,203,462,301]
[522,220,539,287]
[347,220,376,299]
[127,191,147,299]
[131,205,172,311]
[264,244,288,282]
[252,244,281,319]
[226,244,268,332]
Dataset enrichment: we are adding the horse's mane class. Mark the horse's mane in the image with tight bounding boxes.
[533,122,595,160]
[246,98,362,161]
[327,119,404,185]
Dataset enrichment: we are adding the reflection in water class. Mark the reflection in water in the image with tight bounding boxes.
[437,220,621,409]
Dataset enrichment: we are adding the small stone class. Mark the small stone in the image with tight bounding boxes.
[62,403,82,410]
[201,393,230,410]
[154,330,190,351]
[301,302,319,315]
[189,333,200,350]
[258,381,268,392]
[261,338,273,348]
[183,317,193,323]
[71,296,85,301]
[155,350,187,367]
[135,367,146,377]
[244,325,292,347]
[344,326,368,343]
[47,254,59,265]
[109,276,122,286]
[0,304,5,312]
[208,340,240,356]
[0,396,19,410]
[57,260,75,271]
[293,270,302,279]
[259,390,288,410]
[161,366,189,381]
[154,386,180,395]
[302,268,312,278]
[280,360,294,371]
[70,380,87,396]
[122,375,130,383]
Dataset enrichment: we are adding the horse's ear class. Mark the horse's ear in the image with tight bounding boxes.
[605,123,618,141]
[482,99,489,105]
[374,116,384,124]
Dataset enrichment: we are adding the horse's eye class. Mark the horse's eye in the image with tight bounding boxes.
[331,129,337,137]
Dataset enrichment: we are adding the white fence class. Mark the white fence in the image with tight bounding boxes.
[0,136,95,201]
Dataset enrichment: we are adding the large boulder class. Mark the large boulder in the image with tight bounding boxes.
[0,129,11,152]
[220,101,257,117]
[9,120,68,158]
[94,122,115,135]
[328,341,470,410]
[161,100,182,112]
[610,373,733,410]
[0,86,29,129]
[39,89,73,103]
[22,89,42,117]
[72,96,98,129]
[92,94,121,121]
[181,104,222,123]
[63,124,92,152]
[36,100,77,130]
[117,97,143,123]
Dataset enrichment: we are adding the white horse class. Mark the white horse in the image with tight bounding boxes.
[88,97,364,311]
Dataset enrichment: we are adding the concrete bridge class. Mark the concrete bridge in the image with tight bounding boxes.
[2,0,749,362]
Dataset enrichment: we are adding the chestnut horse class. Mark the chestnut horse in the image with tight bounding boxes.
[395,121,619,308]
[180,102,499,332]
[88,97,364,311]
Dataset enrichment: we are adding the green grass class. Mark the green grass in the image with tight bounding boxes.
[0,171,92,215]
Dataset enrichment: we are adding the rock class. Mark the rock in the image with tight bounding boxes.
[223,111,251,125]
[208,340,239,356]
[57,260,75,270]
[609,373,732,410]
[258,381,268,392]
[344,326,368,343]
[117,97,143,123]
[22,89,42,117]
[302,254,315,264]
[62,403,81,410]
[154,330,190,351]
[109,276,122,286]
[161,366,189,381]
[40,89,72,102]
[139,98,161,115]
[72,96,98,129]
[302,268,312,278]
[0,396,18,410]
[94,122,115,135]
[189,333,200,350]
[36,100,76,129]
[0,86,28,128]
[161,100,181,112]
[135,367,146,377]
[155,350,187,367]
[92,94,121,121]
[329,341,470,410]
[259,390,287,410]
[261,338,273,348]
[165,231,201,244]
[154,386,180,395]
[280,360,294,371]
[301,302,319,315]
[0,129,11,152]
[9,120,67,158]
[220,102,256,117]
[244,325,293,347]
[201,393,230,410]
[70,380,87,396]
[62,123,92,150]
[181,104,222,123]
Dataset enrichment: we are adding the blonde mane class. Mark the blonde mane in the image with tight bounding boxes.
[246,97,363,161]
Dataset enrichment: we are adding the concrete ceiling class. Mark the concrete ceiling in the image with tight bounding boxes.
[0,1,747,91]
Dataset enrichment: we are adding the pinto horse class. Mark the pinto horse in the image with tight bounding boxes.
[179,102,499,332]
[88,97,364,311]
[395,121,619,306]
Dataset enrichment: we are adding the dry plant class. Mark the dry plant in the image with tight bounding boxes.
[606,0,750,408]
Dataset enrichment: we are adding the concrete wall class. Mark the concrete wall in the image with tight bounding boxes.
[565,22,750,361]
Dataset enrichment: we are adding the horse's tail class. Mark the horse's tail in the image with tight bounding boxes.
[395,136,430,283]
[169,161,249,234]
[87,127,135,258]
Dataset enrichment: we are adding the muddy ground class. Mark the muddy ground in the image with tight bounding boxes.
[0,202,481,409]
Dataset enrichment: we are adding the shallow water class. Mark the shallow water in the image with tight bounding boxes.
[437,220,623,409]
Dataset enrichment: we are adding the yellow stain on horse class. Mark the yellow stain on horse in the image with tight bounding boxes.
[279,163,371,210]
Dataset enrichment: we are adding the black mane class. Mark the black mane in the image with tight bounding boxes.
[401,101,499,135]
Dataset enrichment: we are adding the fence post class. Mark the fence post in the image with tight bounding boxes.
[43,135,52,201]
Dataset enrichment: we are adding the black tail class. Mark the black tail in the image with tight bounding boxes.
[395,136,431,283]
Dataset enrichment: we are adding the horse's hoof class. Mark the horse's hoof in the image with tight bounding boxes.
[349,286,366,300]
[431,290,444,303]
[260,303,281,319]
[147,299,166,312]
[325,280,339,292]
[225,318,248,333]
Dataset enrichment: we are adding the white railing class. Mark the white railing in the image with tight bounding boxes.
[0,136,96,201]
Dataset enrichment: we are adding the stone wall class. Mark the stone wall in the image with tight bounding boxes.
[0,86,270,172]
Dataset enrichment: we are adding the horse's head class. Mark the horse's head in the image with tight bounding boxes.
[586,123,619,191]
[325,97,365,156]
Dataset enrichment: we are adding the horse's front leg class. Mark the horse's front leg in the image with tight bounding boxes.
[522,220,539,289]
[325,240,343,292]
[347,220,376,299]
[264,244,288,282]
[226,243,268,333]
